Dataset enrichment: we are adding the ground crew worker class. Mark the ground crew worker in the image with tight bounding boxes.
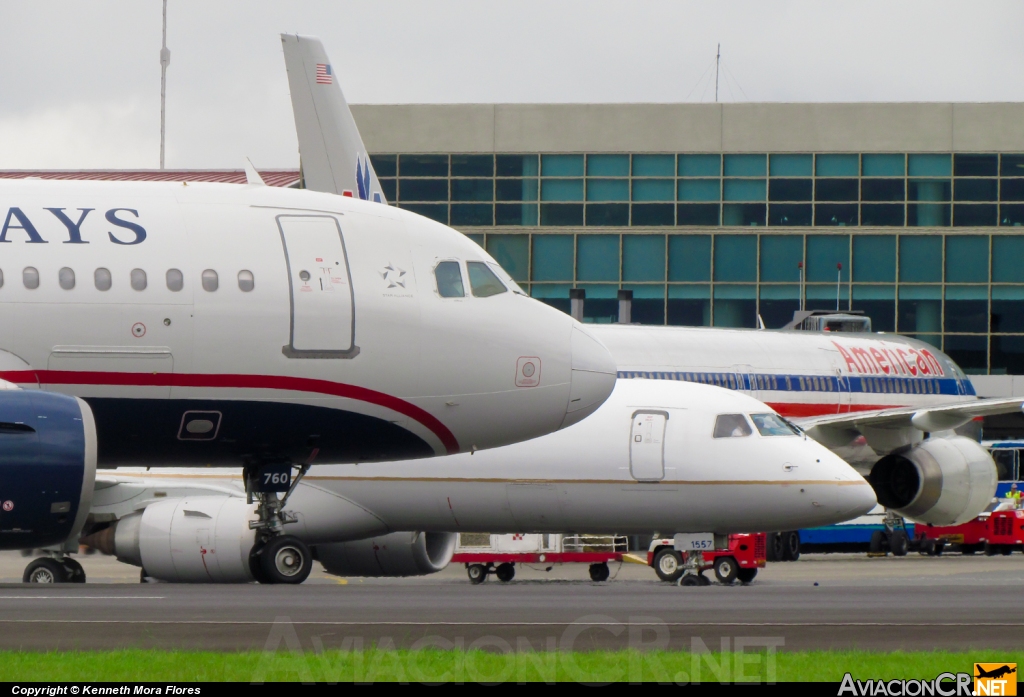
[1007,483,1021,509]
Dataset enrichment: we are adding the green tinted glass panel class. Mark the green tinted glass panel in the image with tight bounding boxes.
[862,154,905,177]
[496,155,538,177]
[816,154,859,177]
[714,235,757,282]
[678,154,720,177]
[577,235,619,282]
[541,179,583,201]
[852,235,896,282]
[668,235,711,281]
[724,179,766,201]
[623,235,666,282]
[485,234,529,282]
[632,180,674,202]
[678,179,720,201]
[451,155,493,177]
[587,155,629,176]
[899,235,943,282]
[806,235,850,282]
[633,154,675,176]
[760,235,804,282]
[369,155,397,177]
[769,154,812,176]
[586,179,628,201]
[530,283,571,298]
[724,154,766,177]
[541,155,584,177]
[993,236,1024,282]
[532,235,574,281]
[945,236,989,283]
[853,285,895,300]
[908,154,952,177]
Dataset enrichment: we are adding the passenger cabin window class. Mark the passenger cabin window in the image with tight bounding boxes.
[130,268,147,291]
[166,269,183,292]
[94,268,112,291]
[434,261,465,298]
[59,267,75,290]
[749,413,799,436]
[466,261,507,297]
[23,267,39,290]
[237,270,254,292]
[713,413,752,438]
[202,269,218,292]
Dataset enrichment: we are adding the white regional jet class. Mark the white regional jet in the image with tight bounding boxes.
[79,379,875,584]
[283,30,1023,533]
[0,52,618,584]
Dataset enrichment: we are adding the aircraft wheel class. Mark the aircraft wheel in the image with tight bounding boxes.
[713,556,739,585]
[259,535,312,585]
[467,564,488,584]
[654,550,684,582]
[589,562,610,582]
[766,533,783,562]
[495,563,515,583]
[736,568,758,584]
[890,530,909,557]
[869,530,886,554]
[697,574,712,586]
[783,531,801,561]
[249,542,271,584]
[23,558,69,584]
[62,558,86,583]
[679,574,700,587]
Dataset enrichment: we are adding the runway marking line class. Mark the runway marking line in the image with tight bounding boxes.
[0,596,164,600]
[0,620,1021,627]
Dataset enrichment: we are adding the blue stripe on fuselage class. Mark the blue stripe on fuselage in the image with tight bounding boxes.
[617,370,971,397]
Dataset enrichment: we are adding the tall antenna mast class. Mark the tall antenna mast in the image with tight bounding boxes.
[159,0,171,169]
[714,43,720,103]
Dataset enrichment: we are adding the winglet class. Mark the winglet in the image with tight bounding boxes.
[243,158,266,186]
[280,34,386,203]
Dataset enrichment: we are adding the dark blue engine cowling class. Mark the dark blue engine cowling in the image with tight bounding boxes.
[0,389,96,550]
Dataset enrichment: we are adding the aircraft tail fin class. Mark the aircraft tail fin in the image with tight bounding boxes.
[280,34,385,203]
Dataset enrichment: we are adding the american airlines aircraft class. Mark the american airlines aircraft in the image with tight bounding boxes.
[77,380,875,584]
[0,52,618,584]
[281,31,1022,533]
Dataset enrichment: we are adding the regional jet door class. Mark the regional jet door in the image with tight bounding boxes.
[278,215,358,358]
[630,410,668,481]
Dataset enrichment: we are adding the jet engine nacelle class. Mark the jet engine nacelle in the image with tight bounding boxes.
[0,389,96,550]
[314,531,457,577]
[869,436,997,525]
[85,496,257,583]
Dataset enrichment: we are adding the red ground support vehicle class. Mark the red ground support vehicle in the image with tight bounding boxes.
[452,534,626,583]
[915,510,1024,556]
[647,533,767,585]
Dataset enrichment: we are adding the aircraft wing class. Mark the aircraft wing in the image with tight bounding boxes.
[280,33,386,202]
[794,397,1024,440]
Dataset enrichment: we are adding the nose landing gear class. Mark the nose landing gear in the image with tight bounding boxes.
[244,462,314,585]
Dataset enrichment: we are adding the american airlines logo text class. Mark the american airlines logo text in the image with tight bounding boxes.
[833,340,945,377]
[0,207,147,245]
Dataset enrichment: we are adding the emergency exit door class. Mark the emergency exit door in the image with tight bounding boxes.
[278,215,358,358]
[630,410,668,481]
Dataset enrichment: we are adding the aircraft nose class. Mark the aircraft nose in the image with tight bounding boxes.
[838,477,878,519]
[560,325,617,429]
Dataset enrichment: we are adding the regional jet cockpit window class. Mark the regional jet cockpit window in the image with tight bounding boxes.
[713,414,753,438]
[749,413,800,437]
[434,261,465,298]
[467,261,507,298]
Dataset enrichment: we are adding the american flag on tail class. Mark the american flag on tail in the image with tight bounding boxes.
[315,63,332,84]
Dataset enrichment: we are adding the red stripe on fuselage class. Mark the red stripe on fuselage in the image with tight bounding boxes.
[768,402,913,417]
[0,369,460,455]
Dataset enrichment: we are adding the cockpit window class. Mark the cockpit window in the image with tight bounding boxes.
[713,414,752,438]
[749,413,800,436]
[467,261,507,298]
[487,262,527,295]
[434,261,465,298]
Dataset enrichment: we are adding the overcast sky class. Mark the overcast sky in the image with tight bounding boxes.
[1,1,1021,169]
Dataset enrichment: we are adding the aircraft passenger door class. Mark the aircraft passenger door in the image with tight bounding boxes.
[733,364,757,399]
[834,365,851,413]
[277,215,358,358]
[630,410,668,482]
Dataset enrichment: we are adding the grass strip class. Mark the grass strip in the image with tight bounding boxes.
[0,649,1019,683]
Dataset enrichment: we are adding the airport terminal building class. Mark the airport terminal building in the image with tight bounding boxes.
[353,102,1024,382]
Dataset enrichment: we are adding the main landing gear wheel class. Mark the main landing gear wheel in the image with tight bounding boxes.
[869,530,886,554]
[589,562,610,582]
[889,530,909,557]
[257,535,312,585]
[713,556,739,585]
[62,558,86,583]
[654,549,684,582]
[23,558,69,584]
[495,563,515,583]
[679,574,701,587]
[736,568,758,584]
[782,531,801,561]
[467,564,488,584]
